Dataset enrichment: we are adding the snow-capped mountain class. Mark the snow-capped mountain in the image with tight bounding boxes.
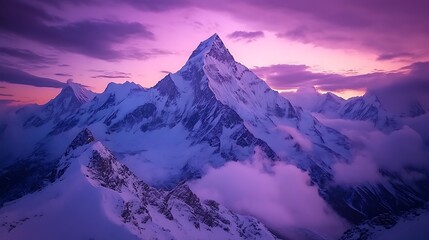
[1,34,429,235]
[2,34,350,186]
[287,87,426,132]
[24,80,96,128]
[338,93,399,131]
[0,129,276,240]
[315,92,346,116]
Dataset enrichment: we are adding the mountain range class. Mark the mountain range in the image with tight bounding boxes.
[1,34,428,240]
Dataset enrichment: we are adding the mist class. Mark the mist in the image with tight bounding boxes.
[189,148,349,240]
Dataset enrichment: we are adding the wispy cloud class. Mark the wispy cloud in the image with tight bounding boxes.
[0,47,57,64]
[90,70,131,79]
[54,73,73,77]
[0,65,65,88]
[377,52,417,61]
[253,62,429,97]
[227,31,264,42]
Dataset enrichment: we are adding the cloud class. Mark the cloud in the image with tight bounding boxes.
[402,114,429,145]
[247,0,429,59]
[151,0,429,61]
[54,73,73,77]
[333,154,384,185]
[368,62,429,113]
[227,31,264,42]
[0,47,57,64]
[253,61,429,109]
[0,0,154,61]
[0,93,13,97]
[124,48,174,60]
[0,99,19,105]
[91,75,131,79]
[190,148,348,239]
[278,125,313,151]
[0,65,66,88]
[90,70,131,79]
[316,115,429,185]
[38,0,98,8]
[120,0,190,12]
[336,126,429,185]
[14,0,429,61]
[253,64,388,92]
[377,52,417,61]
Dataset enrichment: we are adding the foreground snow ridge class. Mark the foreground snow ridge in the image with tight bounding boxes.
[0,128,276,240]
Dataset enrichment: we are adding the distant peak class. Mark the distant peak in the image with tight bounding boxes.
[105,81,142,93]
[363,91,381,103]
[60,80,95,103]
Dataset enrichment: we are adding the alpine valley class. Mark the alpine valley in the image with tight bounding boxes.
[1,34,428,240]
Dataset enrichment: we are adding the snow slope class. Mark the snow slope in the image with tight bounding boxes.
[0,129,276,240]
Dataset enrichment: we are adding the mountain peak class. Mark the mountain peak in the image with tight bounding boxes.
[61,80,95,104]
[187,33,234,63]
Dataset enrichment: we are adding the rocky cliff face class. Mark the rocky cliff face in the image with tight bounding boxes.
[0,129,277,240]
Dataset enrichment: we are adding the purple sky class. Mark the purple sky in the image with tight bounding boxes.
[0,0,428,104]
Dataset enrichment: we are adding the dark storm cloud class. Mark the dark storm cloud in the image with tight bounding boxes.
[0,65,66,88]
[0,0,155,61]
[227,31,264,42]
[0,47,57,64]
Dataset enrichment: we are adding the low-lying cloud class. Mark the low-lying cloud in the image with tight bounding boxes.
[317,115,429,185]
[189,148,348,239]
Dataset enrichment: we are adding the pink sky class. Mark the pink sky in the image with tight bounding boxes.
[1,0,428,104]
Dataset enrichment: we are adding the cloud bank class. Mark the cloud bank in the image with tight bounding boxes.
[316,116,429,185]
[190,149,348,239]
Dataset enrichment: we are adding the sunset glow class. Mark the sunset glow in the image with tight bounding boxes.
[1,0,428,105]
